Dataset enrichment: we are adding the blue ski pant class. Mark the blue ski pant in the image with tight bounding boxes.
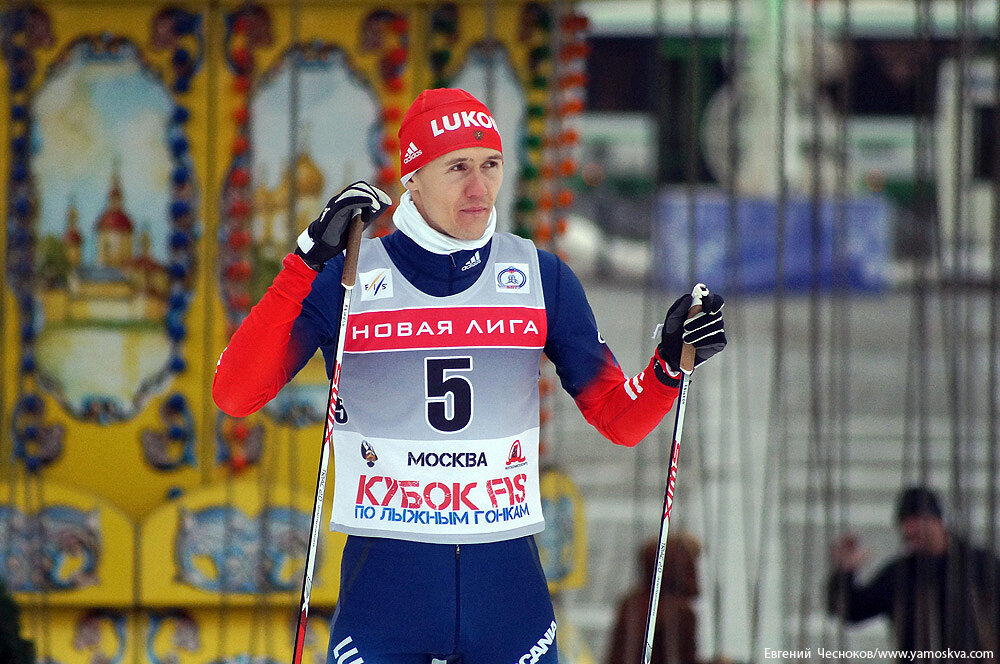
[326,534,558,664]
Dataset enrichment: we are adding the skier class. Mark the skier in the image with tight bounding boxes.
[213,88,726,664]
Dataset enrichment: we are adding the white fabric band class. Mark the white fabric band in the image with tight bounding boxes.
[392,190,496,255]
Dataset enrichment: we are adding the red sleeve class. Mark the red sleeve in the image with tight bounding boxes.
[572,351,679,447]
[212,253,320,417]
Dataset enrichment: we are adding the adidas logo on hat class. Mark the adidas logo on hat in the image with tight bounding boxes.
[403,141,422,164]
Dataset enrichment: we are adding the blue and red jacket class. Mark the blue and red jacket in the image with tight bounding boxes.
[213,230,679,443]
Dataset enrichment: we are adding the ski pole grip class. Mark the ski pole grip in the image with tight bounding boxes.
[340,210,365,289]
[679,283,709,373]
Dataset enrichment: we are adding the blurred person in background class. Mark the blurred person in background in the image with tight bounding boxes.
[827,485,1000,661]
[605,533,701,664]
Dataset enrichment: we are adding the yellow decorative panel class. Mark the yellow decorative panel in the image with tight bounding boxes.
[4,481,135,608]
[139,478,345,607]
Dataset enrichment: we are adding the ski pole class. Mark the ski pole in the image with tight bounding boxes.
[292,210,364,664]
[641,283,709,664]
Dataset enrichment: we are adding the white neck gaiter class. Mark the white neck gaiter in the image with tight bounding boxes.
[392,190,496,255]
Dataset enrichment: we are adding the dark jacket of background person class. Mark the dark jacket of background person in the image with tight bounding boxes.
[605,534,700,664]
[827,537,1000,657]
[827,488,1000,663]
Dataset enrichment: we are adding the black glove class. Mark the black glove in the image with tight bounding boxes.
[657,289,726,374]
[294,181,392,271]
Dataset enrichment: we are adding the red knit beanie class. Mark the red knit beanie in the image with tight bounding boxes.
[398,88,503,182]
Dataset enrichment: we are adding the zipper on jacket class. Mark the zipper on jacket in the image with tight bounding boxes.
[455,544,461,650]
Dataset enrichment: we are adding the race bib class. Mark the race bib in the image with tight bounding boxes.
[330,429,543,544]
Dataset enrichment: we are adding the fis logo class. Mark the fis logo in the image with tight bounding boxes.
[506,439,527,468]
[461,250,481,272]
[361,440,378,467]
[359,269,393,301]
[403,141,422,164]
[495,264,529,292]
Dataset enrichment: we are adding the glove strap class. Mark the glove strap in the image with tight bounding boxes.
[653,354,681,387]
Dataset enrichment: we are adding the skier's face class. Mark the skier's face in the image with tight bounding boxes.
[407,147,503,241]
